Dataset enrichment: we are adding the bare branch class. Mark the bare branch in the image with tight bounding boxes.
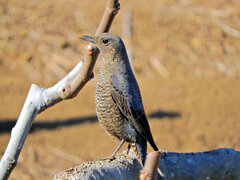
[95,0,120,35]
[54,152,142,180]
[0,84,41,179]
[68,0,120,98]
[0,0,120,179]
[140,151,161,180]
[54,148,240,180]
[66,45,99,98]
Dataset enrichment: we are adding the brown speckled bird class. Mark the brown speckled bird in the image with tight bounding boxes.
[80,33,158,165]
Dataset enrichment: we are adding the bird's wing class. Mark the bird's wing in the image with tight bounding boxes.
[110,78,151,140]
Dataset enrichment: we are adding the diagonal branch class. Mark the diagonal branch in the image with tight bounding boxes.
[95,0,120,35]
[0,0,120,179]
[64,0,120,98]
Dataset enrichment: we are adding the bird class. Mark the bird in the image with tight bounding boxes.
[80,33,159,165]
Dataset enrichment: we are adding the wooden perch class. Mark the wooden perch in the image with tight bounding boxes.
[0,0,120,179]
[54,153,142,180]
[54,148,240,180]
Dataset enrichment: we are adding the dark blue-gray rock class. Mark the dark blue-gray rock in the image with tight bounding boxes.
[80,33,158,165]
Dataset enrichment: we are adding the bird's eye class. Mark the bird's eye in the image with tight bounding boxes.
[102,39,109,45]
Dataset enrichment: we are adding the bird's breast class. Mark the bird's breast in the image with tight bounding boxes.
[95,79,136,142]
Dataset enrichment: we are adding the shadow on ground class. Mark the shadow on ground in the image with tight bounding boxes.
[0,110,180,134]
[148,110,181,119]
[0,115,98,134]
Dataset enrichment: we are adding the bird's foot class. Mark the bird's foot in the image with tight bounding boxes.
[110,155,116,161]
[126,144,131,154]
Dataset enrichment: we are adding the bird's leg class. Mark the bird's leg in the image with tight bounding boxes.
[126,143,131,154]
[131,142,144,167]
[97,139,125,162]
[110,139,125,160]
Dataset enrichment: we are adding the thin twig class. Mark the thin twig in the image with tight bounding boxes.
[95,0,120,35]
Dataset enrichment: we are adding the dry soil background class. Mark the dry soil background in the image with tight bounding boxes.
[0,0,240,179]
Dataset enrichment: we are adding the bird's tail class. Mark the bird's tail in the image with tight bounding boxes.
[135,134,147,165]
[147,134,159,151]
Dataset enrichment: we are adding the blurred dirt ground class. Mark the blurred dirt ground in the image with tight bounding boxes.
[0,0,240,179]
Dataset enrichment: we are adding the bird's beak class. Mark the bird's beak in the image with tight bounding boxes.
[79,36,95,43]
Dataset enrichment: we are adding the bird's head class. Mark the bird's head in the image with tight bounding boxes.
[80,33,126,61]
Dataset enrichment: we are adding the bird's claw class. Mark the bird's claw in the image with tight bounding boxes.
[110,155,116,161]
